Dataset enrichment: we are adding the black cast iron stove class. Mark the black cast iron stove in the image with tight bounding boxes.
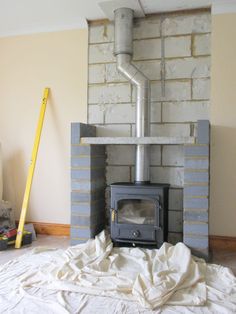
[109,8,170,249]
[110,183,169,248]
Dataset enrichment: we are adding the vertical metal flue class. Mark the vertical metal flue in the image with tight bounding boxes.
[114,8,150,183]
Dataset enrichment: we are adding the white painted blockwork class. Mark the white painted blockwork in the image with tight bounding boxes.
[162,13,211,36]
[88,11,211,195]
[88,84,131,104]
[192,78,211,100]
[162,101,210,122]
[165,57,210,79]
[162,145,184,166]
[193,34,211,56]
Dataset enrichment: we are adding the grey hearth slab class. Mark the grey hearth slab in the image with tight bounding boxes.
[80,137,196,145]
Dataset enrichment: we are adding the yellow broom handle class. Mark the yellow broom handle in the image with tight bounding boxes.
[15,88,49,248]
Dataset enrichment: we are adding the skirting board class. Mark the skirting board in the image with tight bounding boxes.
[32,222,70,236]
[209,235,236,251]
[16,221,70,237]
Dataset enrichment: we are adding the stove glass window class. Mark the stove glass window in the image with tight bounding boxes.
[117,199,155,224]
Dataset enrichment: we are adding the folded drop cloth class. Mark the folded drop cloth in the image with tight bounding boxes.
[16,231,206,310]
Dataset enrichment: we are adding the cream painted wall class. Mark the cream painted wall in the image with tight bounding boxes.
[0,28,88,223]
[210,13,236,236]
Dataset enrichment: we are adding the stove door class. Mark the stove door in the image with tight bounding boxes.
[111,195,162,243]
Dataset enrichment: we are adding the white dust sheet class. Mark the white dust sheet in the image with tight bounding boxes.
[0,231,236,313]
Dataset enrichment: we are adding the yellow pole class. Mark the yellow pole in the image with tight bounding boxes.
[15,88,49,248]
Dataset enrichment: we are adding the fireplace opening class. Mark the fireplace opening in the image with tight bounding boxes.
[110,183,169,248]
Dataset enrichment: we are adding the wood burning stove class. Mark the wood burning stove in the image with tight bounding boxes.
[110,183,169,248]
[109,8,169,249]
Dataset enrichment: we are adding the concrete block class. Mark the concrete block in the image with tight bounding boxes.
[184,236,209,249]
[185,158,209,169]
[192,78,210,100]
[150,166,184,186]
[105,103,135,124]
[184,144,209,156]
[88,83,131,104]
[70,238,89,245]
[197,120,210,144]
[89,43,115,64]
[106,165,131,185]
[96,124,131,137]
[133,38,161,60]
[71,199,105,215]
[91,145,106,156]
[105,61,161,82]
[184,211,208,222]
[162,145,184,166]
[127,123,137,136]
[71,123,96,144]
[184,197,208,209]
[184,185,208,197]
[71,156,106,168]
[162,101,210,123]
[168,210,183,232]
[150,145,161,166]
[189,248,210,261]
[71,214,90,226]
[133,81,191,102]
[165,36,191,58]
[151,102,162,123]
[133,17,161,39]
[169,188,183,210]
[71,192,91,203]
[71,179,106,191]
[88,104,104,124]
[70,227,92,239]
[193,34,211,56]
[184,171,209,183]
[71,180,90,191]
[71,145,105,157]
[89,23,114,43]
[165,57,210,79]
[71,125,84,145]
[168,232,183,245]
[71,168,105,180]
[71,145,91,156]
[162,13,211,36]
[71,190,105,203]
[71,203,90,216]
[88,64,105,84]
[134,60,161,80]
[106,145,135,165]
[151,81,191,102]
[151,123,191,137]
[105,63,126,83]
[184,222,208,236]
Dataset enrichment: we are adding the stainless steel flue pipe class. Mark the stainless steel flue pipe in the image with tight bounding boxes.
[114,8,151,183]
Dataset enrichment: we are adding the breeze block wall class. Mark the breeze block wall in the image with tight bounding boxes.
[184,120,210,258]
[87,10,211,245]
[70,123,106,245]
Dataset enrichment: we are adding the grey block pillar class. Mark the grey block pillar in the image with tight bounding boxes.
[71,123,106,245]
[183,120,210,260]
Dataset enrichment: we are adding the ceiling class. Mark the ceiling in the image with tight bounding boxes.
[0,0,236,37]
